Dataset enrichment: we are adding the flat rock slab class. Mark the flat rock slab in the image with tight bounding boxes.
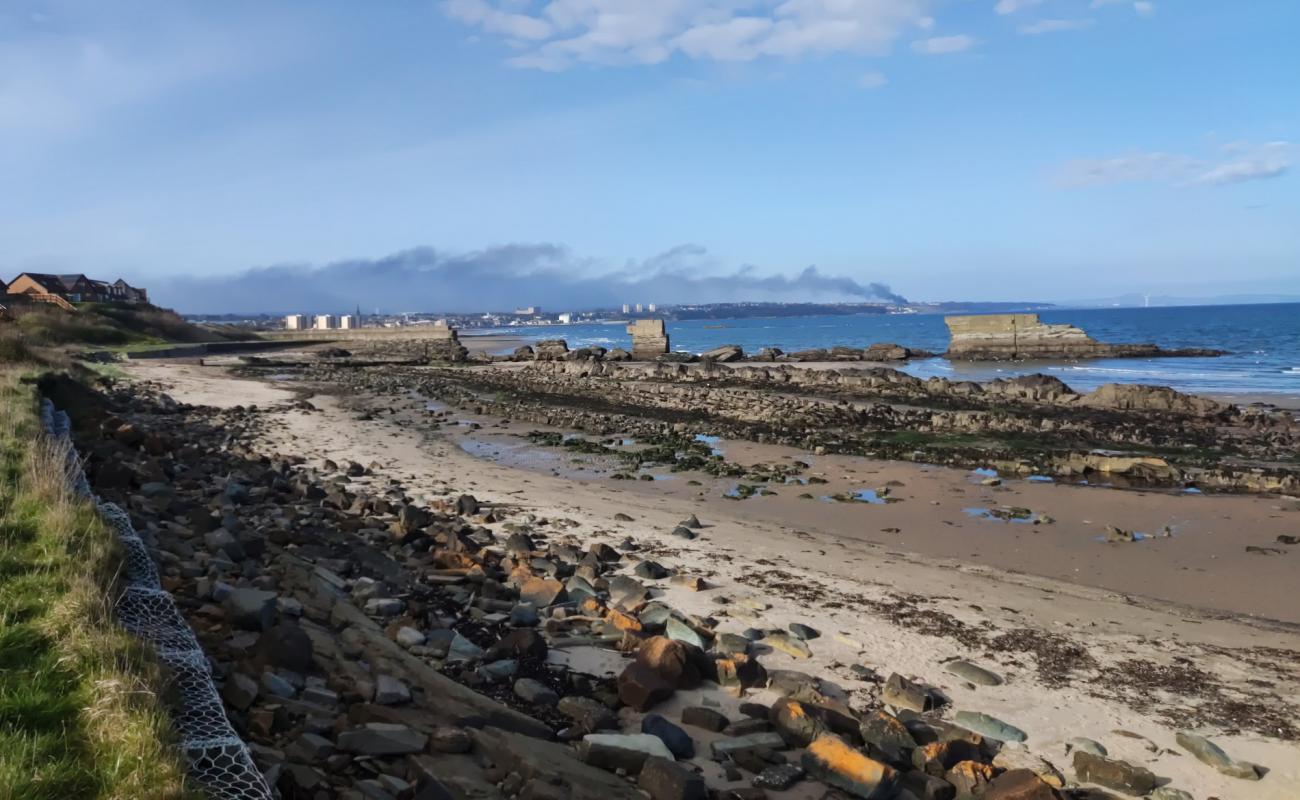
[802,734,897,799]
[338,723,427,756]
[945,660,1003,686]
[1072,751,1156,795]
[580,733,675,773]
[954,711,1027,743]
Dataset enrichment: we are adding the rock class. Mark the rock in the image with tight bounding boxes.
[446,633,485,662]
[765,631,812,659]
[519,577,566,607]
[365,597,405,616]
[1174,732,1260,780]
[614,512,635,522]
[589,542,620,562]
[681,706,730,732]
[487,628,548,661]
[710,732,787,759]
[946,761,995,796]
[456,494,480,516]
[670,526,697,540]
[680,515,703,529]
[338,723,428,756]
[945,660,1002,686]
[222,672,259,711]
[897,770,957,800]
[858,710,917,764]
[429,726,472,754]
[634,561,670,580]
[639,757,706,800]
[260,671,296,698]
[1066,738,1106,757]
[771,698,828,747]
[983,769,1062,800]
[913,740,982,776]
[753,764,805,790]
[882,673,933,713]
[618,662,675,711]
[715,653,767,693]
[992,744,1064,788]
[579,733,674,773]
[374,674,411,705]
[284,732,335,764]
[702,345,744,362]
[637,636,707,689]
[953,711,1026,743]
[1071,751,1156,795]
[514,678,559,706]
[396,626,427,647]
[642,714,695,759]
[802,734,897,799]
[788,623,821,641]
[223,588,277,631]
[510,603,541,627]
[1149,788,1194,800]
[664,616,708,649]
[558,696,617,731]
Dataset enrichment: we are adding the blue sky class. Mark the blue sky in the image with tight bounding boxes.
[1,0,1296,311]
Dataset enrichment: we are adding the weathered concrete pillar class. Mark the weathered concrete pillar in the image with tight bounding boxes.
[626,320,669,360]
[426,322,468,362]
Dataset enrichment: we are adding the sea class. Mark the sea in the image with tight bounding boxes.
[476,303,1300,397]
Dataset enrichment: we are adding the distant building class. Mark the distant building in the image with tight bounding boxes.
[647,303,657,312]
[6,272,147,305]
[558,313,573,324]
[312,314,336,330]
[339,315,357,329]
[514,306,539,315]
[634,303,643,313]
[285,314,307,330]
[621,304,631,314]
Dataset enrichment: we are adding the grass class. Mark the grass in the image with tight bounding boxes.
[0,367,194,800]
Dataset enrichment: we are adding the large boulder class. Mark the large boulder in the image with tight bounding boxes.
[802,734,897,799]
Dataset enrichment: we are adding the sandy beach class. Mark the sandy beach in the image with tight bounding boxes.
[123,359,1300,800]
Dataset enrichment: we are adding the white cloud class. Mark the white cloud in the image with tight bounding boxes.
[1018,18,1095,35]
[441,0,936,70]
[1056,142,1292,188]
[911,34,976,55]
[443,0,554,40]
[1090,0,1156,15]
[1189,142,1291,186]
[994,0,1041,15]
[858,70,887,88]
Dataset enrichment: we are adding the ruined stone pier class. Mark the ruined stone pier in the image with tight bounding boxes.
[626,319,670,359]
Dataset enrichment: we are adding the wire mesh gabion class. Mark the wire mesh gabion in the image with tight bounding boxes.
[42,400,274,800]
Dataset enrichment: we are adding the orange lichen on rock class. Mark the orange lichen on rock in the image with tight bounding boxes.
[802,734,897,799]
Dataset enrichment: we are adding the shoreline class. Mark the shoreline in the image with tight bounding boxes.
[121,359,1300,800]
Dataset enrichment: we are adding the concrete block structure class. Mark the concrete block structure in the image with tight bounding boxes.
[626,319,670,359]
[313,314,336,330]
[339,315,357,330]
[285,314,306,330]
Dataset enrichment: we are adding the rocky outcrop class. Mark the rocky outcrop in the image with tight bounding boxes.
[944,314,1224,361]
[533,339,570,361]
[320,359,1300,493]
[424,321,469,362]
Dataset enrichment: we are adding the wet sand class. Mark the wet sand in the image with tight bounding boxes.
[123,360,1300,800]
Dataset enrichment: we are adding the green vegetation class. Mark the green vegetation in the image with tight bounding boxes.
[1,301,254,359]
[0,368,193,800]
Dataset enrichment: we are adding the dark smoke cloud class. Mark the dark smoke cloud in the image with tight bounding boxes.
[153,243,907,314]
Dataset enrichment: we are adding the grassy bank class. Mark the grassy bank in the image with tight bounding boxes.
[0,368,192,799]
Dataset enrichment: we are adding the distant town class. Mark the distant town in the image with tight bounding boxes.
[188,300,1060,332]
